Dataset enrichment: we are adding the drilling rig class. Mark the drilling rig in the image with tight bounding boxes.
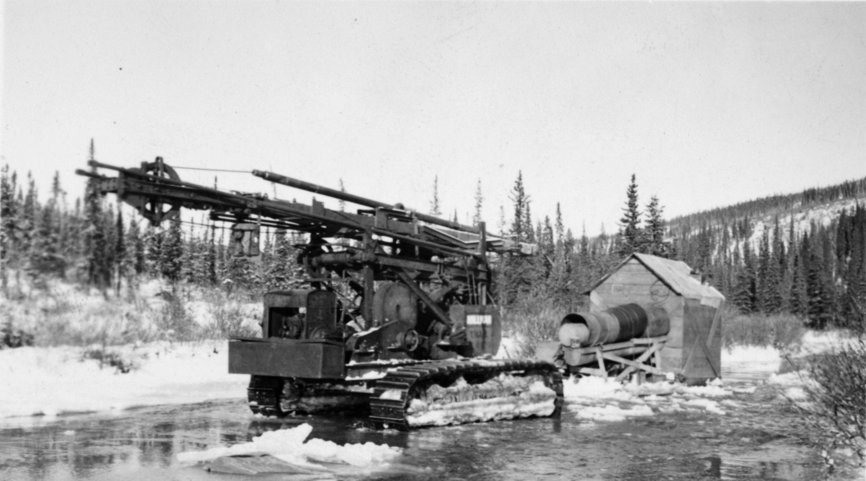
[78,158,563,429]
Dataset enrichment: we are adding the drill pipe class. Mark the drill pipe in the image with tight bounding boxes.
[253,170,480,235]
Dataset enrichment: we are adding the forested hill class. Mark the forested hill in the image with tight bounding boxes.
[668,176,866,235]
[665,175,866,331]
[2,161,865,338]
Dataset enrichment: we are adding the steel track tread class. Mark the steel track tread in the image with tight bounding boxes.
[247,375,286,417]
[368,359,563,430]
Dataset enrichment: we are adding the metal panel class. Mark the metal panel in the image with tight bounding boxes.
[680,300,723,383]
[448,304,501,356]
[306,290,337,338]
[228,338,345,379]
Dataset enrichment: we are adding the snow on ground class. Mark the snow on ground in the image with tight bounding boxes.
[0,340,247,421]
[563,376,732,421]
[561,331,847,423]
[722,343,783,379]
[0,327,844,426]
[495,336,520,359]
[177,422,402,476]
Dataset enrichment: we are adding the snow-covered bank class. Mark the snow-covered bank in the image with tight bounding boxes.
[0,330,844,423]
[0,340,246,421]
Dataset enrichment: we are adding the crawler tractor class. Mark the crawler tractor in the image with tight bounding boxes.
[78,158,563,429]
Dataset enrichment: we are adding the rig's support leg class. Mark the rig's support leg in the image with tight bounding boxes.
[595,347,606,377]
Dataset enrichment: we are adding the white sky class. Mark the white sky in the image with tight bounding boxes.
[3,1,865,236]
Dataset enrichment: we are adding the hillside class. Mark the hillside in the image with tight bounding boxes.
[668,176,866,240]
[663,175,866,329]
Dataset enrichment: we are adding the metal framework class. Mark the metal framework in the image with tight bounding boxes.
[77,157,527,336]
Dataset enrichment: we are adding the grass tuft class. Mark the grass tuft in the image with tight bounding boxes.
[722,307,806,350]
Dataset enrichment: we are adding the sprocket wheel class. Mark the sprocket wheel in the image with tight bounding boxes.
[125,156,181,225]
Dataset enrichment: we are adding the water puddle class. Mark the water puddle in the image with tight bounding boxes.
[0,378,857,480]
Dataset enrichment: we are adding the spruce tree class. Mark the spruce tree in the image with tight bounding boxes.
[84,176,110,290]
[509,171,528,242]
[145,224,162,277]
[265,229,299,291]
[204,223,218,286]
[644,195,667,257]
[523,202,535,243]
[618,174,643,257]
[696,225,713,282]
[429,175,441,216]
[500,171,537,305]
[21,172,37,261]
[472,179,483,227]
[50,171,70,267]
[554,203,565,251]
[160,218,184,284]
[789,252,806,316]
[757,228,783,313]
[114,209,125,294]
[540,215,555,277]
[732,243,757,313]
[0,165,14,291]
[128,217,146,275]
[122,216,143,293]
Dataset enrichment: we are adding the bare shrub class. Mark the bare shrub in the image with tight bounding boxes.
[82,347,137,373]
[203,296,260,339]
[1,316,34,348]
[502,300,565,359]
[723,307,806,350]
[34,293,151,347]
[796,336,866,474]
[157,296,198,341]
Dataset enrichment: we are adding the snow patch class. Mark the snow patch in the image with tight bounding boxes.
[681,398,726,415]
[177,423,401,470]
[0,341,248,421]
[563,375,734,422]
[495,336,520,359]
[406,375,557,427]
[722,344,782,379]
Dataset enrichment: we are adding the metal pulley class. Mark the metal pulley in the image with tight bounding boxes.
[398,329,421,351]
[123,157,181,224]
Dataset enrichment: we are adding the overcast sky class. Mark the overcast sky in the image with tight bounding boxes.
[3,1,865,236]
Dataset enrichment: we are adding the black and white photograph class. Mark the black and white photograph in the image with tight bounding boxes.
[2,1,865,480]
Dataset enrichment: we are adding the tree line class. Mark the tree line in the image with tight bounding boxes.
[0,164,300,298]
[3,159,865,331]
[492,171,865,331]
[668,205,866,330]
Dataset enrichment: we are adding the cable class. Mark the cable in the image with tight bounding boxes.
[171,166,250,174]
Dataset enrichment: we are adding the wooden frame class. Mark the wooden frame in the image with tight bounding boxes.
[563,336,668,382]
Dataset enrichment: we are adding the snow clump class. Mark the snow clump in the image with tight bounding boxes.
[563,375,734,421]
[177,423,401,469]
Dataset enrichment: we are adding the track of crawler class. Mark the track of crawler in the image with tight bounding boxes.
[369,359,563,430]
[247,376,286,417]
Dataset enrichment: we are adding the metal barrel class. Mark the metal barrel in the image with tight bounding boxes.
[559,303,665,347]
[607,303,647,341]
[643,306,670,338]
[253,170,481,235]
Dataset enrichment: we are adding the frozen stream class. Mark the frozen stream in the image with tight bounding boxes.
[0,373,851,481]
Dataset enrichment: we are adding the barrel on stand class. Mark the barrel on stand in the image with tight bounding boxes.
[558,303,670,347]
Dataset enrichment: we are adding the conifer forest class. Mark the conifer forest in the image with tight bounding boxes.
[3,161,866,338]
